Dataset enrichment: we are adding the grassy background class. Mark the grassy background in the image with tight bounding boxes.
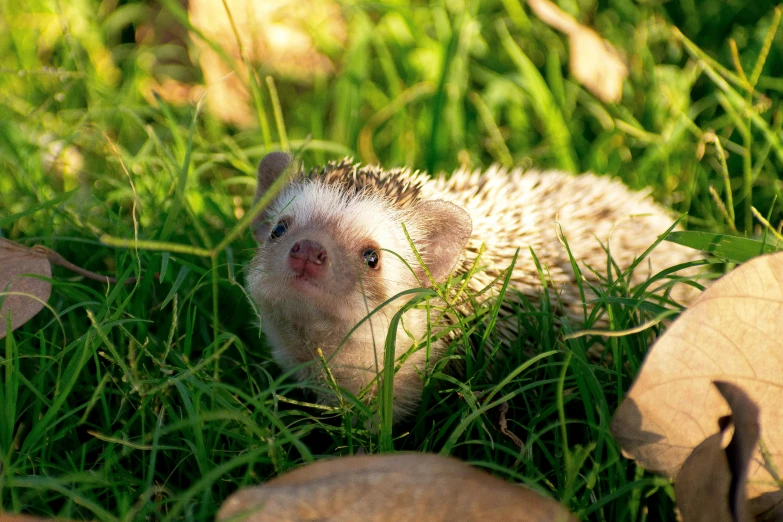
[1,0,782,520]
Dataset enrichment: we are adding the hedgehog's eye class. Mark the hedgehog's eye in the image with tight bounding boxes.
[362,249,380,269]
[270,221,287,239]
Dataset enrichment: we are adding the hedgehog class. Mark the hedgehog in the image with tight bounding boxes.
[246,152,700,422]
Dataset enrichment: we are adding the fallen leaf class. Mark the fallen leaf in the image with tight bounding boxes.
[527,0,628,103]
[187,0,345,127]
[674,381,759,522]
[611,251,783,516]
[0,239,52,339]
[217,453,576,522]
[567,29,628,104]
[676,431,734,522]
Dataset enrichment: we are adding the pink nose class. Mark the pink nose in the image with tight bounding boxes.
[288,240,327,278]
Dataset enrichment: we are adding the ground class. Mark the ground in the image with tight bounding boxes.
[1,0,782,520]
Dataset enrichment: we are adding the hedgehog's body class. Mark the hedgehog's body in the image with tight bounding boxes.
[247,153,699,421]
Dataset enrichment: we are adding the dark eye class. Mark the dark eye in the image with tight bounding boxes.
[270,221,287,239]
[363,248,380,269]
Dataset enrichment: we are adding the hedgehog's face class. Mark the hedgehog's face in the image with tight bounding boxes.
[248,180,422,323]
[246,153,472,378]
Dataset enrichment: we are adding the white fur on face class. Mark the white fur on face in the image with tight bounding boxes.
[246,178,442,416]
[267,181,426,295]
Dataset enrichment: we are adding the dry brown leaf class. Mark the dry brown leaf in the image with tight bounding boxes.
[0,238,137,339]
[188,0,345,127]
[567,29,628,104]
[527,0,628,103]
[674,381,759,522]
[217,453,576,522]
[676,431,735,522]
[0,238,52,339]
[611,251,783,516]
[498,401,526,451]
[756,502,783,521]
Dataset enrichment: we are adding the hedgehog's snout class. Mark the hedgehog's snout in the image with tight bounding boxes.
[288,239,327,279]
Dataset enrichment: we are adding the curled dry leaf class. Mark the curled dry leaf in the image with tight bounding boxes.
[0,238,52,339]
[217,453,576,522]
[674,381,759,522]
[527,0,628,103]
[611,252,783,517]
[498,401,526,451]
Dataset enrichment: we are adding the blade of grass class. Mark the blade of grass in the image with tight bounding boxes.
[497,19,577,172]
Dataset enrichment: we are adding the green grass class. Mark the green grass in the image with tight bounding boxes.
[1,0,782,520]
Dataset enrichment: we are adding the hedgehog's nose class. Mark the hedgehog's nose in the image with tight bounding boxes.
[288,240,327,278]
[290,240,327,264]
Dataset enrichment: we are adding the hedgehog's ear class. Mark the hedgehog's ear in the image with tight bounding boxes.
[255,151,293,200]
[414,200,472,285]
[252,152,297,242]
